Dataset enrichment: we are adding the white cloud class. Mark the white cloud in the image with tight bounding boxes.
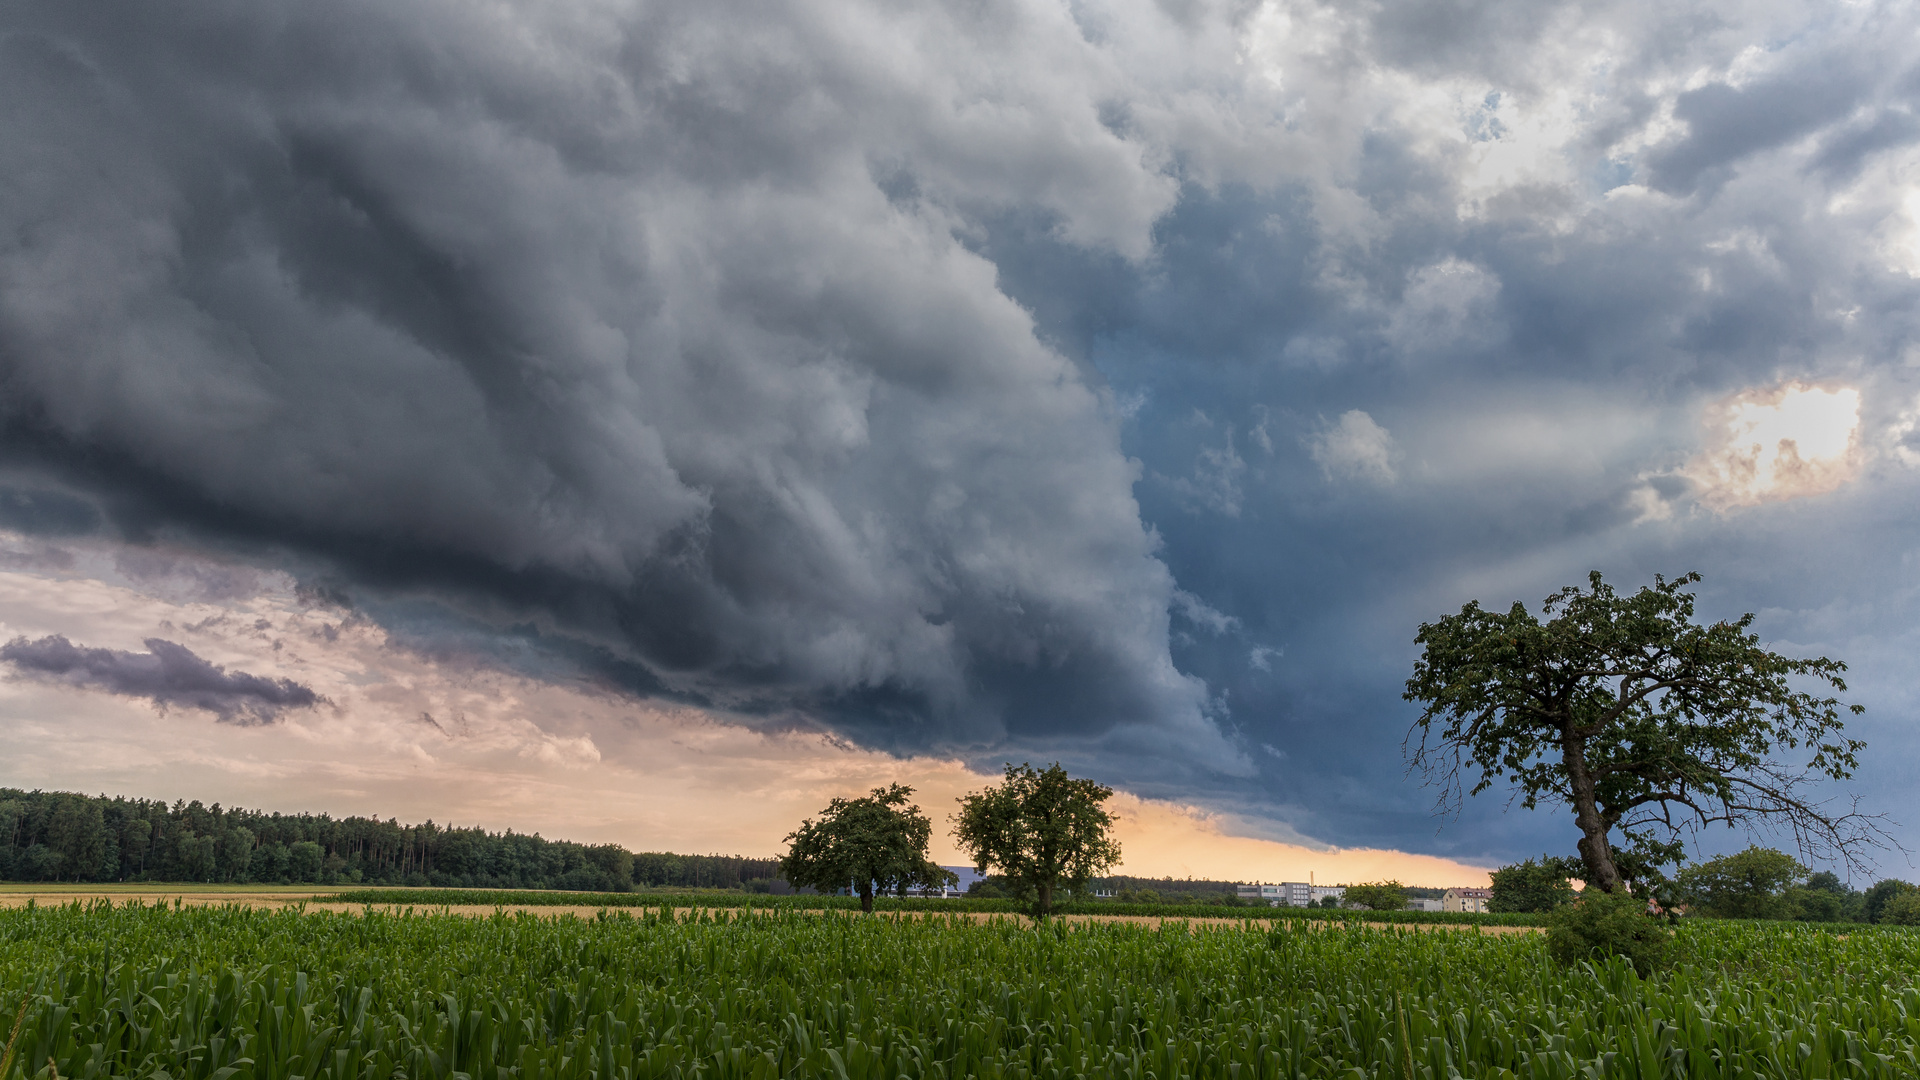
[1310,410,1398,485]
[1684,382,1862,509]
[1171,589,1239,634]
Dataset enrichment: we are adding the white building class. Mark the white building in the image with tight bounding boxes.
[1443,887,1493,913]
[1237,882,1346,907]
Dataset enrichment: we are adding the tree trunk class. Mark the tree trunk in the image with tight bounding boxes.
[858,881,874,914]
[1038,881,1053,918]
[1562,735,1624,893]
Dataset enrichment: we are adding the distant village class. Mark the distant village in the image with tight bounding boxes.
[909,866,1493,912]
[1229,882,1493,913]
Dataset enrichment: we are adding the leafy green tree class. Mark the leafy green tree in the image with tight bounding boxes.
[288,840,325,882]
[1782,886,1842,922]
[120,818,150,876]
[1342,881,1407,911]
[1782,870,1855,922]
[252,842,290,883]
[45,794,105,881]
[17,844,60,880]
[1881,889,1920,926]
[179,834,218,881]
[1488,856,1579,913]
[1678,846,1806,919]
[964,877,1008,899]
[222,827,255,883]
[584,844,634,890]
[780,784,953,913]
[1405,571,1877,894]
[953,763,1121,917]
[1863,879,1917,923]
[1317,895,1340,909]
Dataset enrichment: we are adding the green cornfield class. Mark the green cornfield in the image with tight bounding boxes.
[0,901,1914,1080]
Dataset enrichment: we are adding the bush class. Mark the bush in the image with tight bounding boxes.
[1546,889,1672,977]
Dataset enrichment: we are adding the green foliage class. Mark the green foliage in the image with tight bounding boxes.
[0,788,774,891]
[1864,879,1917,924]
[963,877,1007,899]
[1340,881,1407,911]
[1882,890,1920,926]
[953,763,1120,917]
[1488,856,1579,913]
[0,901,1916,1080]
[779,784,953,913]
[1783,886,1848,923]
[1405,571,1868,894]
[1678,846,1808,919]
[1546,888,1673,976]
[325,887,1554,924]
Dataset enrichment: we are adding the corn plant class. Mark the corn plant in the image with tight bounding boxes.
[0,899,1911,1079]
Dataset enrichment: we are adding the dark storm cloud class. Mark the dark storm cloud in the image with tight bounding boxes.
[0,635,324,725]
[0,0,1232,778]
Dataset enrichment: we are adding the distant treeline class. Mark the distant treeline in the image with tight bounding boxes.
[0,789,780,891]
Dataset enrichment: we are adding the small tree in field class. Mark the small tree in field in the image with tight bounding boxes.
[1405,571,1879,894]
[953,763,1120,917]
[780,784,954,913]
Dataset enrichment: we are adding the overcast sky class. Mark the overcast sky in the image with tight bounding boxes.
[0,0,1915,882]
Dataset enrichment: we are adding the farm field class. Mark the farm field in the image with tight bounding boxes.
[0,901,1914,1080]
[0,884,1556,928]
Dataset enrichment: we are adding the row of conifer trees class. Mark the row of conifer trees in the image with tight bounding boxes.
[0,788,779,890]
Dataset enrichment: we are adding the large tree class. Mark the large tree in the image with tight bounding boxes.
[953,763,1120,917]
[1678,845,1806,919]
[780,784,953,913]
[1404,571,1877,894]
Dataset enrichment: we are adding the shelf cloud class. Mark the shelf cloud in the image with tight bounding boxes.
[0,0,1234,777]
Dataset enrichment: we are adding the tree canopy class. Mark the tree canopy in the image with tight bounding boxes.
[1404,571,1875,893]
[1678,845,1808,919]
[1488,857,1578,913]
[779,784,952,913]
[1341,881,1407,911]
[953,763,1120,917]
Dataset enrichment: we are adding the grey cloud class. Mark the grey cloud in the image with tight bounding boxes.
[0,0,1235,777]
[1646,60,1876,195]
[5,0,1920,860]
[0,635,324,724]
